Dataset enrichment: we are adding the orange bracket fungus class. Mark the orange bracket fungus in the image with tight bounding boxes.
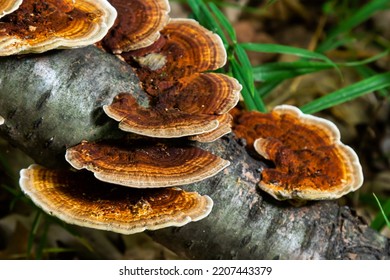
[0,0,117,55]
[65,139,230,188]
[19,165,213,234]
[119,18,228,94]
[103,73,240,139]
[234,105,363,201]
[0,0,22,18]
[104,18,240,141]
[103,0,170,54]
[9,0,238,234]
[189,113,234,143]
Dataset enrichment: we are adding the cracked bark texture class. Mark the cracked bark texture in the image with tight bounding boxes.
[0,47,389,259]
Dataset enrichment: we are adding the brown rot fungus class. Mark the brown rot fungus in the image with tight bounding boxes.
[234,105,363,202]
[103,0,170,54]
[0,0,117,55]
[0,0,22,18]
[104,18,240,141]
[11,0,240,233]
[65,139,229,188]
[19,165,213,234]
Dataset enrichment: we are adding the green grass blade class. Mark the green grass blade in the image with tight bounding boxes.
[231,60,256,111]
[187,0,201,18]
[341,50,390,67]
[317,0,390,52]
[253,61,333,82]
[208,2,237,42]
[253,88,267,112]
[252,50,389,82]
[36,218,50,260]
[355,65,390,97]
[231,56,266,112]
[257,80,282,98]
[300,72,390,114]
[371,193,390,230]
[235,43,255,93]
[240,43,337,66]
[188,0,228,45]
[27,210,42,259]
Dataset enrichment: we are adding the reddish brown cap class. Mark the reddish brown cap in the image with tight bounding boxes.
[65,139,230,188]
[157,73,241,115]
[0,0,117,55]
[103,17,240,140]
[19,164,213,234]
[0,0,22,18]
[104,72,240,138]
[103,0,170,54]
[120,18,227,92]
[235,105,363,201]
[190,114,233,143]
[103,93,220,138]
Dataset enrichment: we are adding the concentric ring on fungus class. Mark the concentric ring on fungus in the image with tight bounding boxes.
[0,0,23,19]
[103,72,240,139]
[19,165,213,234]
[65,139,230,188]
[103,0,170,53]
[103,19,240,140]
[0,0,117,55]
[234,105,363,201]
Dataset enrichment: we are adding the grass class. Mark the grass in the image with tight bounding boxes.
[187,0,390,233]
[371,193,390,231]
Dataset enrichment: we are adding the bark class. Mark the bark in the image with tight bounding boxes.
[0,46,389,259]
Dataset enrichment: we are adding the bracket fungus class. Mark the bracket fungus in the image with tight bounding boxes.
[19,165,213,235]
[104,18,240,141]
[103,73,240,139]
[189,113,234,143]
[234,105,364,201]
[0,0,117,55]
[0,115,4,125]
[65,139,230,188]
[0,0,22,18]
[103,0,170,54]
[119,18,227,93]
[8,0,238,234]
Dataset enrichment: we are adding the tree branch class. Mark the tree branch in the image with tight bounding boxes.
[0,46,388,259]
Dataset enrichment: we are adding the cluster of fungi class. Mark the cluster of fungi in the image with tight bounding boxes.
[0,0,363,234]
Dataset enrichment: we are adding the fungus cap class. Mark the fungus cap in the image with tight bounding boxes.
[0,0,117,55]
[0,115,4,125]
[0,0,22,18]
[190,114,233,143]
[103,0,170,54]
[65,139,230,188]
[157,73,241,115]
[103,93,220,138]
[121,18,227,87]
[104,18,239,140]
[103,73,240,139]
[238,105,363,201]
[19,165,213,234]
